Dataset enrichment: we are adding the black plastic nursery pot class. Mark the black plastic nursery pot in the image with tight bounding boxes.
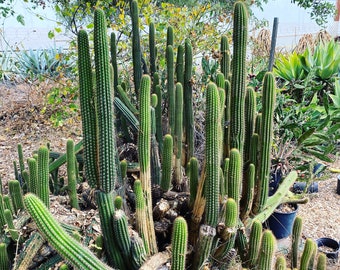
[293,181,318,194]
[337,175,340,195]
[316,237,340,260]
[267,203,298,239]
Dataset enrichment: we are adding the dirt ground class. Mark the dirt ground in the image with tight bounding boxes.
[0,82,339,269]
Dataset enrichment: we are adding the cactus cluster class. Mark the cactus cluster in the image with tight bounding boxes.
[0,1,318,270]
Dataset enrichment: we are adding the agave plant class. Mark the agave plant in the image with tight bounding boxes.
[274,51,307,83]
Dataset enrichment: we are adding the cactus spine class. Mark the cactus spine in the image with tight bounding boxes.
[171,217,188,270]
[37,146,50,208]
[66,139,79,209]
[77,29,99,189]
[94,9,116,193]
[253,72,276,214]
[174,82,183,186]
[167,45,175,137]
[292,216,303,269]
[24,193,112,270]
[138,74,158,255]
[257,230,276,270]
[130,0,142,94]
[205,82,220,227]
[229,1,248,156]
[8,180,24,213]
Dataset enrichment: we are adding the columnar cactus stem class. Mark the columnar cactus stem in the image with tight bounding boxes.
[130,231,147,270]
[94,9,117,193]
[223,79,231,158]
[151,94,161,185]
[116,85,138,115]
[113,209,131,261]
[0,243,9,270]
[246,220,262,269]
[154,73,163,152]
[227,148,242,212]
[275,255,287,270]
[138,74,158,255]
[4,209,18,241]
[300,238,314,270]
[8,180,24,213]
[184,39,194,163]
[205,82,220,227]
[77,29,99,189]
[174,83,183,186]
[230,1,248,156]
[292,216,303,269]
[3,195,13,215]
[192,224,216,270]
[167,45,175,137]
[17,143,25,175]
[244,86,256,163]
[240,163,255,221]
[316,253,327,270]
[149,22,156,76]
[189,157,198,207]
[213,198,238,260]
[257,230,276,270]
[171,217,188,270]
[66,139,79,210]
[37,146,50,208]
[161,134,173,192]
[96,191,126,269]
[134,180,148,253]
[167,26,174,47]
[110,32,119,93]
[27,158,38,194]
[220,35,230,80]
[130,0,142,94]
[24,193,113,270]
[176,45,184,86]
[0,195,5,229]
[253,72,276,214]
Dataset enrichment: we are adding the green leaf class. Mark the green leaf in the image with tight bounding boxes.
[48,30,55,39]
[297,128,315,145]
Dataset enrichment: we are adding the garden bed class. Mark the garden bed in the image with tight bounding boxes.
[0,82,339,269]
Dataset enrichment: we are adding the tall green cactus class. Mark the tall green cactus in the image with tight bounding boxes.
[205,82,220,227]
[130,0,142,94]
[171,216,188,270]
[113,209,131,261]
[8,180,24,213]
[246,220,262,269]
[316,253,327,270]
[149,21,157,76]
[223,79,231,158]
[151,94,161,185]
[77,29,99,189]
[244,86,256,163]
[96,191,126,269]
[24,193,112,270]
[184,39,194,164]
[137,75,158,254]
[130,232,147,270]
[27,158,38,194]
[153,73,163,152]
[275,255,287,270]
[166,26,174,47]
[94,9,117,193]
[134,179,148,253]
[174,82,183,186]
[66,139,79,210]
[220,35,230,80]
[37,146,50,208]
[257,230,276,270]
[227,148,242,212]
[0,195,6,229]
[189,157,199,207]
[292,216,303,269]
[253,72,276,214]
[176,45,184,86]
[300,238,314,270]
[240,163,255,221]
[0,243,9,270]
[110,32,119,93]
[160,134,173,191]
[4,209,18,241]
[167,45,175,137]
[229,1,248,156]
